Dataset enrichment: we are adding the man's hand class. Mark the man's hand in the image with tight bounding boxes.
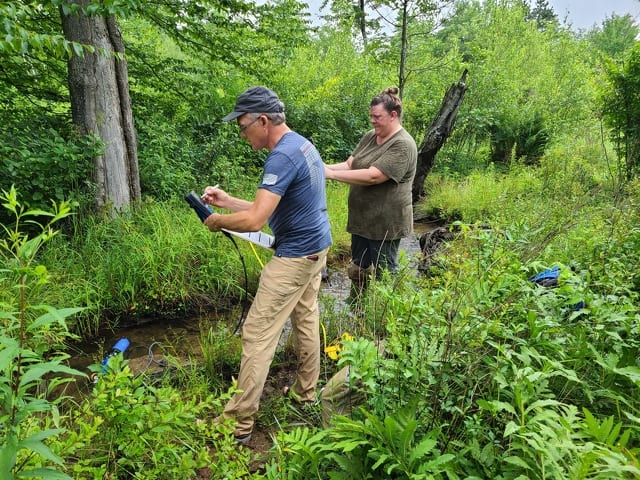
[203,213,222,232]
[202,185,229,208]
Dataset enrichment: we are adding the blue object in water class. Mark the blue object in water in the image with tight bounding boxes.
[101,337,130,373]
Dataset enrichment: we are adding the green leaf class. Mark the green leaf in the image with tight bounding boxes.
[16,467,72,479]
[408,437,437,463]
[0,434,18,478]
[0,338,20,369]
[421,453,456,471]
[27,306,84,331]
[613,366,640,385]
[503,455,531,469]
[72,42,84,57]
[477,399,517,415]
[19,430,65,466]
[22,209,55,218]
[19,362,85,389]
[524,398,561,415]
[504,421,522,437]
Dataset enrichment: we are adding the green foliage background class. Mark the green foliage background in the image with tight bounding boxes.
[2,0,640,478]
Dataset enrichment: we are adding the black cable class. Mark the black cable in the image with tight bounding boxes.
[184,192,251,336]
[139,341,166,374]
[222,231,250,336]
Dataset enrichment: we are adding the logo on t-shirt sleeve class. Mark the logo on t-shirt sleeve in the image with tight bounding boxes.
[262,173,278,186]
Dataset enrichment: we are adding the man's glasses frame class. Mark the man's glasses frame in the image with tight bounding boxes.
[238,116,261,134]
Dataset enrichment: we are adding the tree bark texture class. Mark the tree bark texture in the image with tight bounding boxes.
[412,69,468,203]
[61,1,140,211]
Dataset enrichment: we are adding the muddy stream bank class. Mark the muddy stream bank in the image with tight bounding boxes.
[66,220,440,393]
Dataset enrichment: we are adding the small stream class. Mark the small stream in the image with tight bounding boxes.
[66,221,439,389]
[320,221,435,306]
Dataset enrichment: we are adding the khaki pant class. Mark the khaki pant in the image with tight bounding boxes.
[220,248,328,436]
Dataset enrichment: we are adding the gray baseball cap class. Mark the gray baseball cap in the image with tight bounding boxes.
[222,86,285,122]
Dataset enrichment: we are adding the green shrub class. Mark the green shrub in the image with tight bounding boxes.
[0,186,83,480]
[57,356,252,479]
[0,129,99,224]
[266,405,455,479]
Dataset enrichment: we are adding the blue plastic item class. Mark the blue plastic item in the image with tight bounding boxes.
[528,266,585,312]
[528,266,560,285]
[101,337,130,373]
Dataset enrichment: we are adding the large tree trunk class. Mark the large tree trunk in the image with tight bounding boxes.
[61,1,140,212]
[412,69,468,203]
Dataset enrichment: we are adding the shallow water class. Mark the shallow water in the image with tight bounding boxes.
[321,221,434,307]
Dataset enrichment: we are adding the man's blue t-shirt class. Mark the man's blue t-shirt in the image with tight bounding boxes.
[260,131,332,257]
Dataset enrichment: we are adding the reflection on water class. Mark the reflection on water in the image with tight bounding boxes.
[68,311,229,379]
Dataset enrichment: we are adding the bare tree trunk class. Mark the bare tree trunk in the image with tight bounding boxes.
[358,0,367,46]
[61,1,140,212]
[412,69,468,203]
[398,0,408,99]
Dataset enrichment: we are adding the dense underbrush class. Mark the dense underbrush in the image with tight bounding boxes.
[1,143,640,478]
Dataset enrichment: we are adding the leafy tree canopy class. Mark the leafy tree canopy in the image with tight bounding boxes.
[586,13,640,59]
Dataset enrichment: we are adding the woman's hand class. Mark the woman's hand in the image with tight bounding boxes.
[324,164,335,180]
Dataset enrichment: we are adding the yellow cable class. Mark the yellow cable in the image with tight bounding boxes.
[320,321,327,352]
[249,241,264,268]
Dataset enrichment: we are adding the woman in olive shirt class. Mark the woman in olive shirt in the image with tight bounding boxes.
[325,87,417,297]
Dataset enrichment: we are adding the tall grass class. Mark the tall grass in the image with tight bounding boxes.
[4,181,348,339]
[324,181,350,262]
[39,197,266,336]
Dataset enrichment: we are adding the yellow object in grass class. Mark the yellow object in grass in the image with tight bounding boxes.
[323,331,354,360]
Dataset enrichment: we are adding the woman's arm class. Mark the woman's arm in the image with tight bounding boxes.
[325,156,354,171]
[325,165,388,185]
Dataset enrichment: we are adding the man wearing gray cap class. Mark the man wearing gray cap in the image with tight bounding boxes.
[201,86,332,445]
